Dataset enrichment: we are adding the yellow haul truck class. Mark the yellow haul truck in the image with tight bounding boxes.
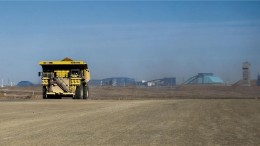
[38,58,90,99]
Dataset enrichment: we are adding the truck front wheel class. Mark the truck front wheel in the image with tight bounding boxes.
[75,84,83,99]
[43,86,47,99]
[83,84,89,99]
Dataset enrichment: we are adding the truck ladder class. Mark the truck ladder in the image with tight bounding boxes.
[54,78,70,92]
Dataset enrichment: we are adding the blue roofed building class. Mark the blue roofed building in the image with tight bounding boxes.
[17,81,34,87]
[184,73,224,85]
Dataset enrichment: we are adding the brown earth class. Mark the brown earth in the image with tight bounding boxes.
[0,86,260,145]
[0,99,259,146]
[0,85,260,100]
[89,85,260,100]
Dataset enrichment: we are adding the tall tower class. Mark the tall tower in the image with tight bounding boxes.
[257,73,260,86]
[242,62,251,86]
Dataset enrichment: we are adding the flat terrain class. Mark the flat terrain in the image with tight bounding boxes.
[0,99,259,146]
[1,85,260,100]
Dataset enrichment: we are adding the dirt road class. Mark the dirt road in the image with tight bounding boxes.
[0,99,259,146]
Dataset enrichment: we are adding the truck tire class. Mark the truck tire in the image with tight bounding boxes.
[43,86,47,99]
[83,84,89,99]
[75,84,83,99]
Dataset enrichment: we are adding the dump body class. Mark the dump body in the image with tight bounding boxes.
[39,58,90,99]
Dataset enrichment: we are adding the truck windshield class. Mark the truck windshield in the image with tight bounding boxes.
[41,65,87,72]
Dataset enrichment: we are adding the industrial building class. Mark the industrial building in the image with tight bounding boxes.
[17,81,34,87]
[242,62,251,86]
[88,79,102,86]
[146,78,176,87]
[89,77,135,87]
[90,77,176,87]
[233,62,251,86]
[257,73,260,86]
[184,73,224,85]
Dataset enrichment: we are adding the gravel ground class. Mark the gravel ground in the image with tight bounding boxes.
[0,99,259,146]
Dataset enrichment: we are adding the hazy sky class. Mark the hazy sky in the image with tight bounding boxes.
[0,1,259,84]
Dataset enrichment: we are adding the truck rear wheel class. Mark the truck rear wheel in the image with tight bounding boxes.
[83,84,89,99]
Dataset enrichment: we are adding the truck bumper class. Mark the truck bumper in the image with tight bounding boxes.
[47,92,74,97]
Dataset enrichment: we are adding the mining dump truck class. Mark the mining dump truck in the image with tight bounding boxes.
[38,58,90,99]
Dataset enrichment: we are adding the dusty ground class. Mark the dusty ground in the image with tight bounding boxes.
[89,86,260,99]
[0,99,259,146]
[1,85,260,100]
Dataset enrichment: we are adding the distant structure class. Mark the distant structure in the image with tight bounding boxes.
[233,62,252,87]
[257,73,260,86]
[184,73,224,85]
[89,77,135,87]
[17,81,34,87]
[90,77,176,87]
[242,62,251,86]
[146,77,176,87]
[102,77,135,86]
[88,79,102,86]
[136,80,147,87]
